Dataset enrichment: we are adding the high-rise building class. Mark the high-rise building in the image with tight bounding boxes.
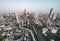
[52,13,57,20]
[22,9,27,26]
[46,17,51,25]
[49,8,53,18]
[45,8,53,25]
[34,13,39,20]
[15,12,19,23]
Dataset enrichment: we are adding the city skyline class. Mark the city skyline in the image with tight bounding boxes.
[0,0,60,13]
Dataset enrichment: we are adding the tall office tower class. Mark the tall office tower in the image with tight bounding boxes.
[52,13,57,20]
[22,9,27,26]
[49,8,53,18]
[46,17,51,25]
[45,8,53,25]
[15,13,19,23]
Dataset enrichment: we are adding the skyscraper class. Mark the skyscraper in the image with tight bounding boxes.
[22,9,27,26]
[15,12,19,23]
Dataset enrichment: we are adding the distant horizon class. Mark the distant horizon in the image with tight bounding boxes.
[0,8,60,14]
[0,0,60,13]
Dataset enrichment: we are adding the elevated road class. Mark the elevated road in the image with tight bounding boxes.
[29,15,45,41]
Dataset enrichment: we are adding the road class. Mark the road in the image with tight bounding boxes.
[29,15,45,41]
[19,25,36,41]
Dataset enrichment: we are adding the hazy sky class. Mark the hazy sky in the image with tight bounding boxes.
[0,0,60,13]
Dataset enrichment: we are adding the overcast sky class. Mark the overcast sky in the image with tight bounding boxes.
[0,0,60,13]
